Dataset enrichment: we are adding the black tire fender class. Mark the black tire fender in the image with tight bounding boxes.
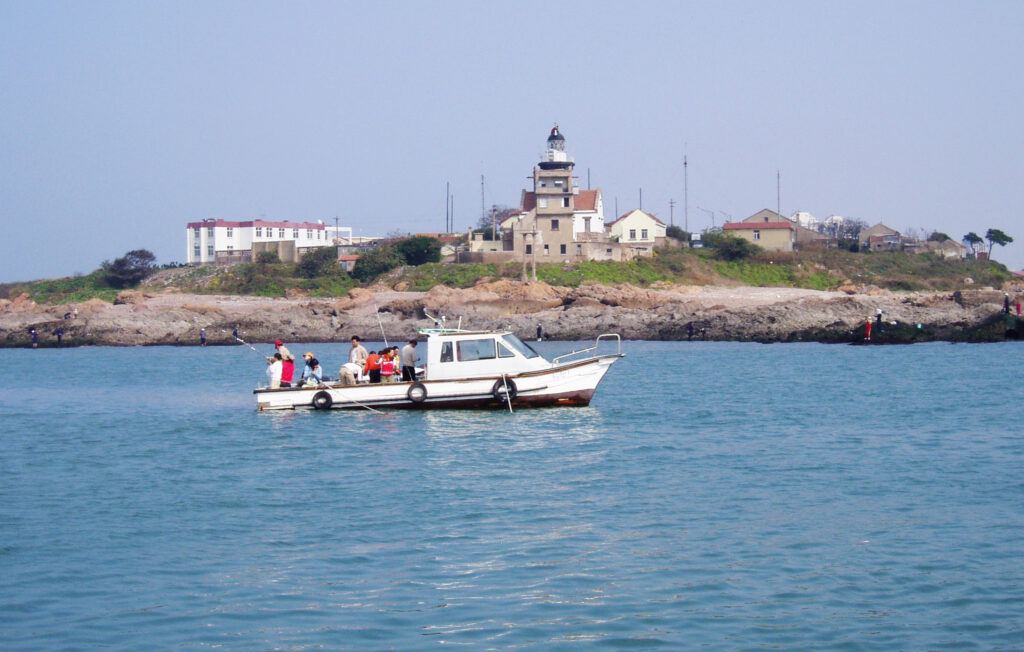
[492,378,517,402]
[311,390,333,410]
[407,382,427,403]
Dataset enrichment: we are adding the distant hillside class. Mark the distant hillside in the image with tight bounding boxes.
[1,246,1014,304]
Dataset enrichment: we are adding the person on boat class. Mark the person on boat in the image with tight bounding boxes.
[300,352,316,382]
[266,353,283,389]
[364,350,382,384]
[303,357,323,386]
[380,347,397,383]
[280,356,295,388]
[268,340,295,363]
[338,361,361,385]
[349,336,368,367]
[401,340,419,381]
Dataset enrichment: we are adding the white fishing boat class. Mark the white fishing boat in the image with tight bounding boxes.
[254,328,623,411]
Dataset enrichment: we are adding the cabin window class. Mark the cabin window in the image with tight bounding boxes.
[501,334,540,359]
[440,342,454,363]
[457,338,496,362]
[497,341,515,358]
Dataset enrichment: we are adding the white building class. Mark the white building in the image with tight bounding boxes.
[791,211,819,230]
[185,219,353,264]
[605,209,667,254]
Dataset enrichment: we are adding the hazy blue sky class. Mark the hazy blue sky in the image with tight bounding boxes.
[2,0,1022,282]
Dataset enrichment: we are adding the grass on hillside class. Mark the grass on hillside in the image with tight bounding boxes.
[8,245,1013,304]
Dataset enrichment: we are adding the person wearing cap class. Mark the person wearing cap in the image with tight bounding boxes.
[267,339,295,363]
[300,351,316,382]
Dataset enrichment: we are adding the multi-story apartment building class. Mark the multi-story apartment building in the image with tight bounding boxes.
[185,220,353,264]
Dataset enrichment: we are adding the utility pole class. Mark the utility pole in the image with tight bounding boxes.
[683,154,689,233]
[334,216,339,244]
[639,188,643,211]
[669,199,675,227]
[587,167,591,190]
[777,169,781,219]
[481,174,485,229]
[445,182,450,233]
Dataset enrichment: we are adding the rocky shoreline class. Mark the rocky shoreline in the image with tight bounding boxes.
[1,281,1020,348]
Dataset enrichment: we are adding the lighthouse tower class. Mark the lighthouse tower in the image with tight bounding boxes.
[534,125,576,217]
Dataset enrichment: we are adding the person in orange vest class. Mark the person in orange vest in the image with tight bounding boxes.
[363,349,382,384]
[380,347,397,383]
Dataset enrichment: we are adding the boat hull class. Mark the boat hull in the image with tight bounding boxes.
[254,354,621,411]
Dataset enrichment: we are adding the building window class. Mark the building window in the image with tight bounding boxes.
[194,227,200,237]
[543,244,549,255]
[562,197,570,208]
[753,230,761,240]
[576,244,582,255]
[226,227,233,237]
[560,244,566,255]
[641,229,648,239]
[227,245,234,251]
[207,245,214,255]
[551,219,559,231]
[606,248,612,255]
[317,230,321,240]
[293,229,299,239]
[525,244,532,255]
[306,229,313,239]
[538,197,548,208]
[207,227,214,236]
[278,228,285,238]
[255,227,262,237]
[194,246,200,257]
[629,229,636,240]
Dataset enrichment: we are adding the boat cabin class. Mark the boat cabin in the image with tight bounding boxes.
[421,329,551,381]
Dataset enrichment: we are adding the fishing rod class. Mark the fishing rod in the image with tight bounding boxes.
[375,306,389,347]
[224,329,263,356]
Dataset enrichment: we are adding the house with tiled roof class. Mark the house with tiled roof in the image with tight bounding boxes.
[722,209,796,251]
[859,223,901,252]
[606,209,667,255]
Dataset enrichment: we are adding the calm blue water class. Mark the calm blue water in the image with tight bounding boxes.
[1,341,1022,649]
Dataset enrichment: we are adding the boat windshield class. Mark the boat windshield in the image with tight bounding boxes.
[501,333,540,359]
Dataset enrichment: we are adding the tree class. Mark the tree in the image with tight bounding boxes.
[665,224,689,241]
[962,232,984,256]
[394,236,442,266]
[472,205,517,240]
[927,231,951,242]
[701,232,760,260]
[351,245,404,282]
[985,228,1013,257]
[295,246,341,278]
[101,249,156,288]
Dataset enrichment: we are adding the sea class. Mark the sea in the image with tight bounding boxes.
[1,340,1022,649]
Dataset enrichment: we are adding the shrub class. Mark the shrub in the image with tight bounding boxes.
[395,236,443,266]
[296,246,342,279]
[352,245,404,282]
[101,249,157,288]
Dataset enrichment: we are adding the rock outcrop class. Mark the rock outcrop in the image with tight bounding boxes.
[1,282,1019,347]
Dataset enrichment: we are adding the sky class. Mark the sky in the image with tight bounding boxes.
[2,0,1022,282]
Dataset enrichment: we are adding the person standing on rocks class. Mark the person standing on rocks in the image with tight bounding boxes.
[537,324,543,341]
[30,327,38,348]
[1004,293,1011,314]
[200,328,207,347]
[686,322,694,341]
[865,316,873,341]
[55,327,64,346]
[401,340,419,381]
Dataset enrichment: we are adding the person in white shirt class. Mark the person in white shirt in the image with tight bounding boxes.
[401,340,419,381]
